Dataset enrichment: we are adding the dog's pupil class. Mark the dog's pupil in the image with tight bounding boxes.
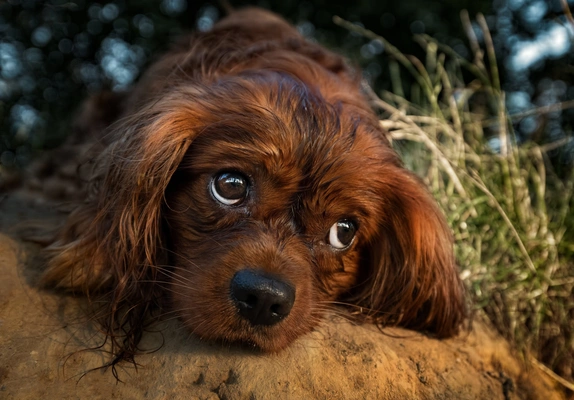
[337,220,356,245]
[216,172,247,199]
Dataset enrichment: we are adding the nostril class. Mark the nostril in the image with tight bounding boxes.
[230,269,296,326]
[245,294,258,308]
[270,303,280,315]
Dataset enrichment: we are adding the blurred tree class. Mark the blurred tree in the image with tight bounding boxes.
[0,0,572,171]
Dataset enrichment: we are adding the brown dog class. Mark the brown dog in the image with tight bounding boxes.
[42,8,466,363]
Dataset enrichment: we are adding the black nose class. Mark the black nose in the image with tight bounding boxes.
[230,269,296,326]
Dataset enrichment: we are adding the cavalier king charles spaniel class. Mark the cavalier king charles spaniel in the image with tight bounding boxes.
[41,7,466,363]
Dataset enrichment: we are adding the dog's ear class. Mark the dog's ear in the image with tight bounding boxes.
[41,93,209,364]
[348,169,466,337]
[42,92,201,293]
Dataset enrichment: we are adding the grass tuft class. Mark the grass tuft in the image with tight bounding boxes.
[335,12,574,389]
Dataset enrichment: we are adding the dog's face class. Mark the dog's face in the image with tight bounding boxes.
[43,9,465,362]
[164,73,393,351]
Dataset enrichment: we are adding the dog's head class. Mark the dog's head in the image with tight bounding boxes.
[44,9,466,359]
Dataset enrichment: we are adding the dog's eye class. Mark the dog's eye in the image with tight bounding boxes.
[328,219,356,250]
[211,172,249,205]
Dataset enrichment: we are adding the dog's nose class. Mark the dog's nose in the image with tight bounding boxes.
[230,269,295,326]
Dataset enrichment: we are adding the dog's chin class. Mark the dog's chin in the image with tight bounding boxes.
[199,324,316,353]
[177,312,320,353]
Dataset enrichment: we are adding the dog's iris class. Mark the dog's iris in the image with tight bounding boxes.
[211,172,248,205]
[328,219,356,249]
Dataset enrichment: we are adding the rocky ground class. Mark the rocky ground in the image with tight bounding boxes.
[0,194,565,399]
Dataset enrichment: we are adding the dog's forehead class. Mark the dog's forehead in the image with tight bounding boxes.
[190,74,385,166]
[181,72,392,218]
[188,85,386,177]
[189,107,387,216]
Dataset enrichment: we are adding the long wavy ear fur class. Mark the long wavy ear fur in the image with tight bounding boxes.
[41,90,208,363]
[43,98,195,293]
[347,169,467,337]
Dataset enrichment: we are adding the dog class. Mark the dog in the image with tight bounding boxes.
[41,7,466,364]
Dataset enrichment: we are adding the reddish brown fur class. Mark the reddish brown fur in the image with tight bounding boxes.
[43,8,466,363]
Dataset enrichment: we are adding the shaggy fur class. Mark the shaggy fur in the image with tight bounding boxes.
[42,8,466,363]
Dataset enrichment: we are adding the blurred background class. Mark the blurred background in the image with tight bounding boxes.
[0,0,572,170]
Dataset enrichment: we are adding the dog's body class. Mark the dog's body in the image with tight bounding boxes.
[41,8,465,361]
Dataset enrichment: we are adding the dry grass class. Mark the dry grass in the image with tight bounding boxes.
[335,12,574,389]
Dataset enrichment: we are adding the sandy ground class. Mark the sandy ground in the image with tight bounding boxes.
[0,194,565,399]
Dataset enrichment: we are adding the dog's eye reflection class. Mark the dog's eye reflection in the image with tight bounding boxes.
[328,219,357,250]
[210,172,249,205]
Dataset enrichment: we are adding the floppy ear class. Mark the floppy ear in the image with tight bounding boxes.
[348,170,466,337]
[40,91,211,363]
[42,93,201,293]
